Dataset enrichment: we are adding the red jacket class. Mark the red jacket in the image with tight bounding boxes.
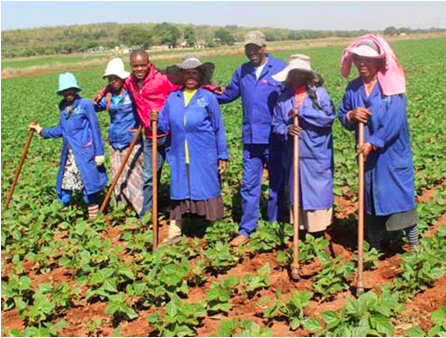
[101,63,179,139]
[101,63,217,139]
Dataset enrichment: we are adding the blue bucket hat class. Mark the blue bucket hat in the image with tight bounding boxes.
[56,72,82,95]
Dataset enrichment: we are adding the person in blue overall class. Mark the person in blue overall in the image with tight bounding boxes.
[150,56,229,244]
[29,73,107,220]
[95,58,144,215]
[272,55,335,235]
[216,31,287,246]
[338,37,419,253]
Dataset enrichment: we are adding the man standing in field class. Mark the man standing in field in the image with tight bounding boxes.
[216,31,287,246]
[94,50,178,218]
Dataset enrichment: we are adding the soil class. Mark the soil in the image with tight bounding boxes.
[2,183,445,337]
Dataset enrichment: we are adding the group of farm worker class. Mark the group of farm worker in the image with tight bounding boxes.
[29,31,419,253]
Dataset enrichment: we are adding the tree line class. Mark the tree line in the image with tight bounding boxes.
[2,22,445,58]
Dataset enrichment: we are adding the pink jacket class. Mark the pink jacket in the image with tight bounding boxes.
[101,63,217,139]
[340,34,406,96]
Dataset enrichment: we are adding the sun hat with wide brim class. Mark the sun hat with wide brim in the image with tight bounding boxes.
[165,55,215,85]
[349,40,385,59]
[102,58,130,80]
[272,54,317,83]
[56,72,82,95]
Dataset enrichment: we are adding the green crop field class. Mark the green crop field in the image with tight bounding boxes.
[1,38,446,337]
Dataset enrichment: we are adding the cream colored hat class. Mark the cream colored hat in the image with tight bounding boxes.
[272,54,314,82]
[350,40,384,58]
[103,58,130,80]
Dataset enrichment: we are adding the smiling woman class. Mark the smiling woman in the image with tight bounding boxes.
[149,55,228,244]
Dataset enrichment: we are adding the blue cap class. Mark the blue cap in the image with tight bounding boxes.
[57,73,82,95]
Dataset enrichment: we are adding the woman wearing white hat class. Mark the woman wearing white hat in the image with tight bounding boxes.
[272,55,335,234]
[95,58,144,215]
[338,35,418,253]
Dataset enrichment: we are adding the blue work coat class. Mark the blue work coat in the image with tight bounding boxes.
[338,78,416,215]
[158,88,229,201]
[216,54,286,144]
[95,90,141,150]
[272,87,335,210]
[42,96,108,195]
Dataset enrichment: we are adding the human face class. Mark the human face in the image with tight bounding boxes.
[288,70,310,88]
[130,54,150,81]
[245,44,267,67]
[183,69,201,90]
[107,75,124,93]
[62,89,78,103]
[352,55,381,81]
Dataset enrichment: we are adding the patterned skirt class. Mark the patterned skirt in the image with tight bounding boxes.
[61,147,84,191]
[109,144,144,215]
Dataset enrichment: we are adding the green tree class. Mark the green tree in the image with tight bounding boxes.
[151,23,181,48]
[184,27,197,47]
[118,26,151,48]
[384,26,399,36]
[214,29,236,45]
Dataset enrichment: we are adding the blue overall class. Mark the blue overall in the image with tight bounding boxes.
[216,54,287,237]
[42,96,107,205]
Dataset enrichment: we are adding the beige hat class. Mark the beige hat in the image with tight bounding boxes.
[244,31,266,47]
[350,40,384,58]
[272,54,315,82]
[103,58,130,79]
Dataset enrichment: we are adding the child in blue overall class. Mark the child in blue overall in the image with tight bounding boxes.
[29,73,108,220]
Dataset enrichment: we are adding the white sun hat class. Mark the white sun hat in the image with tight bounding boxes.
[103,58,130,80]
[350,40,385,59]
[272,54,315,83]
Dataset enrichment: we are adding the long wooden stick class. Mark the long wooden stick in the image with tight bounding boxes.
[152,121,159,251]
[291,115,300,280]
[4,120,37,210]
[356,122,365,295]
[99,125,143,214]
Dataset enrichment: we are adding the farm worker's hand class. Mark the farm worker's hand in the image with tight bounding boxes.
[357,142,373,161]
[93,91,104,105]
[288,125,302,137]
[218,160,227,174]
[288,107,299,118]
[29,123,42,135]
[347,108,371,124]
[150,110,159,122]
[95,155,105,167]
[214,86,226,95]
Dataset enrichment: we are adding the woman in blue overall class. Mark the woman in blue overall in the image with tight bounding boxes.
[150,56,229,244]
[338,36,419,253]
[95,58,144,215]
[29,73,107,220]
[272,55,335,234]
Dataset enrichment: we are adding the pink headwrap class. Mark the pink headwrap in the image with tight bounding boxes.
[340,34,406,96]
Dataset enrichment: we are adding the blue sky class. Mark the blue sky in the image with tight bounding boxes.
[2,1,445,31]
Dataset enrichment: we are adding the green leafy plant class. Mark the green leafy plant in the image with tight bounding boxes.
[303,291,404,337]
[312,252,355,301]
[147,294,206,337]
[260,289,313,330]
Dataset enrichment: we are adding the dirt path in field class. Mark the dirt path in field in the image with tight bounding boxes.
[3,33,446,80]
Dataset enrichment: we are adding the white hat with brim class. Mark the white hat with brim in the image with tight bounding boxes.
[350,41,385,59]
[272,54,315,83]
[103,58,130,80]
